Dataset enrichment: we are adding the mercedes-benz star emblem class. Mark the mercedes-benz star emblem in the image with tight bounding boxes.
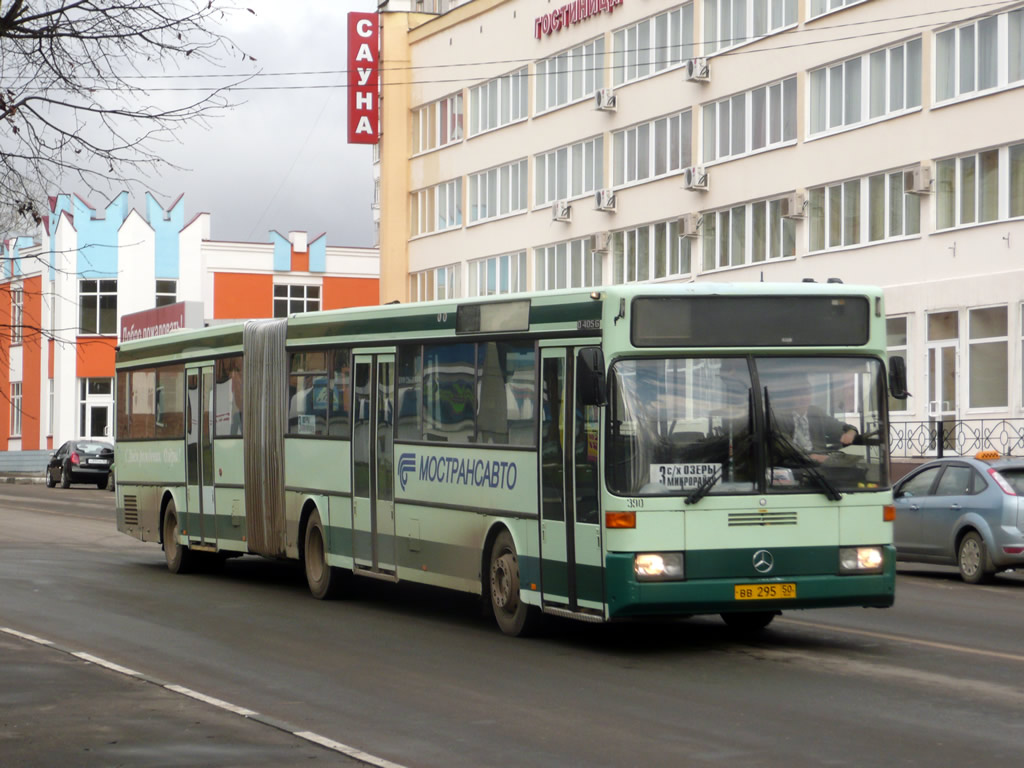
[752,549,774,574]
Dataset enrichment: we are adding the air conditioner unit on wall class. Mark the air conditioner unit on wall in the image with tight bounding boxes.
[685,57,710,83]
[905,165,932,195]
[590,232,611,253]
[595,189,616,212]
[683,166,708,191]
[780,191,806,220]
[677,213,702,238]
[551,200,572,222]
[595,88,617,111]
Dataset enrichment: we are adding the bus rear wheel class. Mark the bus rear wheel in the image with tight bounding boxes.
[304,509,341,599]
[721,611,776,632]
[163,500,192,574]
[489,530,540,637]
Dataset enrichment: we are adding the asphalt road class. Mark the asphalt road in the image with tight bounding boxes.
[2,483,1024,767]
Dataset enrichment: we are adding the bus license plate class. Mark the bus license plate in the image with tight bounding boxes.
[734,583,796,600]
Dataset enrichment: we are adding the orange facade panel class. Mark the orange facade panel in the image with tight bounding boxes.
[291,249,309,273]
[323,277,380,310]
[21,276,42,449]
[214,272,273,319]
[76,337,117,378]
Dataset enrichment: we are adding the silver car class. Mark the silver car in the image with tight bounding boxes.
[893,453,1024,583]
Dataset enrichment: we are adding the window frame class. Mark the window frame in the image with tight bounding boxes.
[536,36,606,115]
[535,239,605,290]
[535,136,605,207]
[612,109,692,188]
[468,251,527,297]
[468,158,529,224]
[468,67,528,138]
[703,0,797,57]
[702,76,796,165]
[612,4,695,87]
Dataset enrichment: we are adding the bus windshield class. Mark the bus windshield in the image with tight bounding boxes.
[606,356,889,497]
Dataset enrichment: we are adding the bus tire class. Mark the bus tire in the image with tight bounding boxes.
[721,611,776,632]
[488,529,540,637]
[163,500,192,574]
[304,509,341,600]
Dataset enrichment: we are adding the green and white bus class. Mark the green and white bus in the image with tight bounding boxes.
[115,282,906,635]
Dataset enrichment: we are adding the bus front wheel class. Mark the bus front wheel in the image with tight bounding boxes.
[163,500,192,574]
[304,509,341,599]
[489,530,540,637]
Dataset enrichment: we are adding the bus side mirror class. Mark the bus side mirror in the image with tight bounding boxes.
[577,347,606,407]
[889,356,910,400]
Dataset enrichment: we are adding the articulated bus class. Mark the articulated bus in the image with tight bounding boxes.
[115,283,907,635]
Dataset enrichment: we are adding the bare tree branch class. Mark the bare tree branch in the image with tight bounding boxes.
[0,1,252,234]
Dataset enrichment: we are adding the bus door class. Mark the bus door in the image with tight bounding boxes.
[539,346,603,614]
[352,353,396,577]
[185,365,216,544]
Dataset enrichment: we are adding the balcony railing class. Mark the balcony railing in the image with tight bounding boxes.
[889,418,1024,458]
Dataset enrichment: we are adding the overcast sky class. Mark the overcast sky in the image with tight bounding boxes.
[123,0,378,248]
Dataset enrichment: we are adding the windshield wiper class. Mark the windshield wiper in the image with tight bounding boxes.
[764,388,843,502]
[685,465,722,505]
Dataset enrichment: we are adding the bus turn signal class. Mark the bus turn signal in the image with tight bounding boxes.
[605,511,636,529]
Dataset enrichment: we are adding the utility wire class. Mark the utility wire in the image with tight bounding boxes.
[0,0,1012,90]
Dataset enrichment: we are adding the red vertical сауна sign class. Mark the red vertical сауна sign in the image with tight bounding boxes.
[347,12,379,144]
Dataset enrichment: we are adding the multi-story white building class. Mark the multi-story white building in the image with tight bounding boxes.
[1,192,378,462]
[372,0,1024,453]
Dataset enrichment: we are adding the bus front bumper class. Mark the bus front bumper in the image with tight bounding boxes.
[604,547,896,619]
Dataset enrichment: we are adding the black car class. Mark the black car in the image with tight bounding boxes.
[46,440,115,489]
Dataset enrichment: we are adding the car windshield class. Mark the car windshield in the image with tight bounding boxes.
[78,442,111,454]
[606,356,889,497]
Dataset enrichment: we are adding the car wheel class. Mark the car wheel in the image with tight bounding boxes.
[489,529,541,637]
[958,531,994,584]
[45,467,56,488]
[60,464,71,488]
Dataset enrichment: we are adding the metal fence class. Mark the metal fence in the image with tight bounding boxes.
[889,418,1024,458]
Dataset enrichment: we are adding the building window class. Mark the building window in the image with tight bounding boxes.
[611,220,691,283]
[613,109,692,187]
[79,279,117,335]
[468,159,528,223]
[273,284,321,317]
[10,381,21,437]
[809,0,867,20]
[702,76,795,163]
[936,9,1024,103]
[413,92,464,154]
[79,377,112,439]
[468,67,528,136]
[410,264,460,302]
[536,137,604,207]
[886,317,908,413]
[809,39,921,136]
[536,239,604,290]
[468,252,527,296]
[155,279,177,307]
[411,178,462,237]
[968,306,1007,408]
[810,168,920,252]
[703,0,796,56]
[613,5,694,87]
[936,147,1004,230]
[808,179,861,250]
[537,36,605,114]
[10,286,23,344]
[702,197,796,271]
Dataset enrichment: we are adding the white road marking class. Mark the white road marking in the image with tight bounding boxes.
[779,617,1024,663]
[1,626,410,768]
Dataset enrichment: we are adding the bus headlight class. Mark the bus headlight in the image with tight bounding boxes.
[634,553,685,581]
[839,546,884,574]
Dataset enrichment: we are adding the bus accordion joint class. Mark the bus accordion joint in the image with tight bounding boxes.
[883,505,895,522]
[605,511,636,529]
